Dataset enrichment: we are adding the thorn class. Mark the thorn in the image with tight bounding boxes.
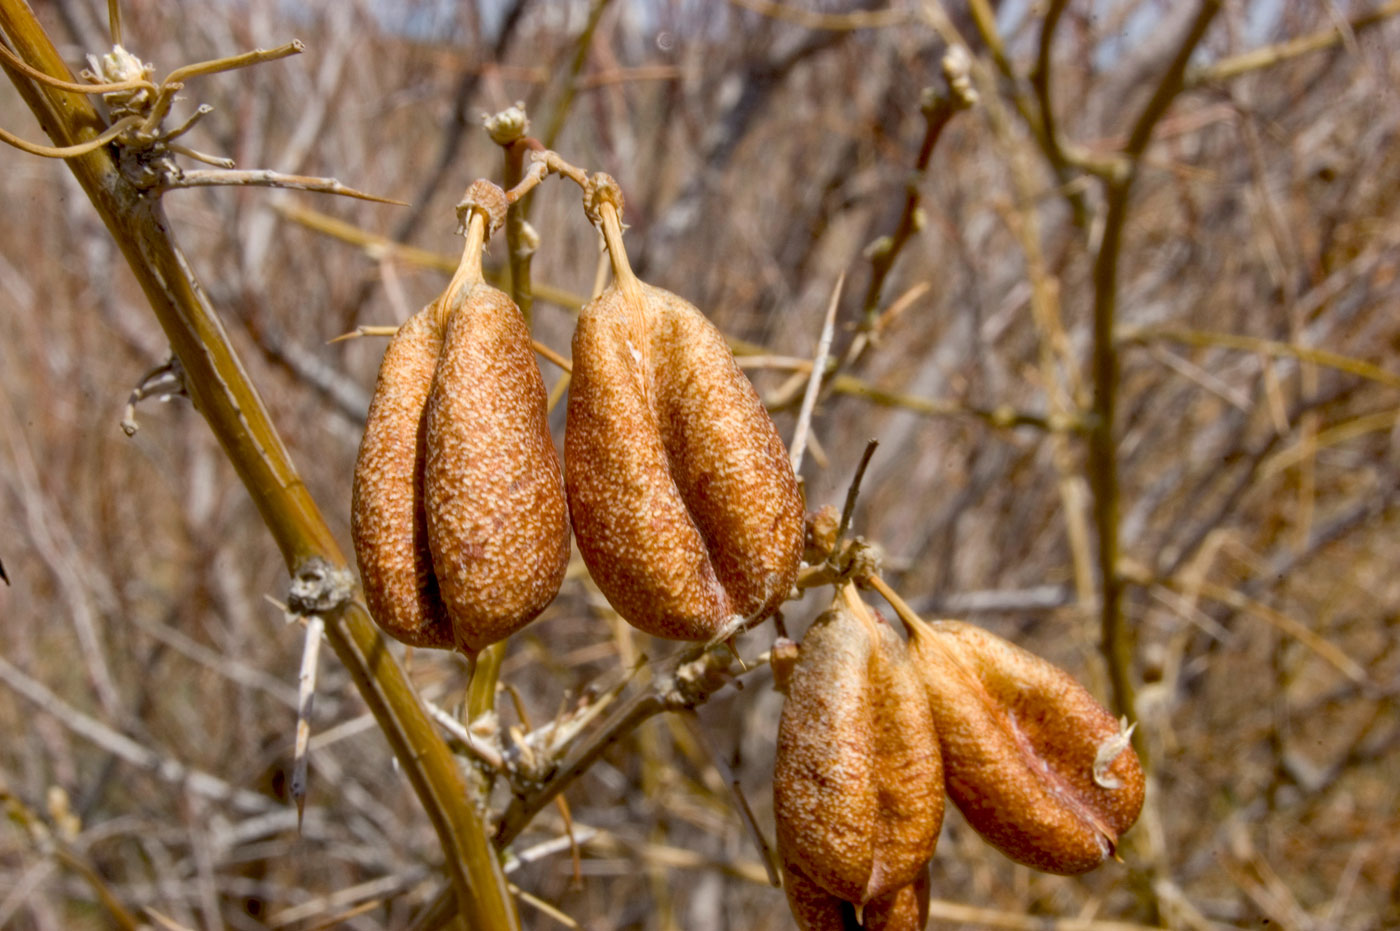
[291,615,325,832]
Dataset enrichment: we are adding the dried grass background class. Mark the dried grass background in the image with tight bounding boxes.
[2,1,1399,929]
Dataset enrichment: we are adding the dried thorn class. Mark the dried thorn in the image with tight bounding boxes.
[679,710,782,886]
[328,324,397,343]
[424,700,506,770]
[0,559,8,585]
[830,439,879,561]
[120,356,187,437]
[161,169,407,205]
[789,273,843,476]
[291,614,325,831]
[166,144,234,169]
[162,103,214,143]
[162,40,305,87]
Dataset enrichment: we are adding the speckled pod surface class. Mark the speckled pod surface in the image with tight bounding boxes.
[564,278,804,641]
[773,602,943,907]
[351,306,455,649]
[908,619,1145,874]
[424,281,570,655]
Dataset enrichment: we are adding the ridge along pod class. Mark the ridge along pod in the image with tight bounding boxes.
[904,617,1145,874]
[423,181,570,658]
[352,180,570,656]
[351,252,455,648]
[564,173,805,641]
[773,590,943,912]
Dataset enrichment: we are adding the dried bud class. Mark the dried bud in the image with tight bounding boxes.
[905,619,1145,874]
[565,195,804,640]
[773,596,942,908]
[804,505,842,564]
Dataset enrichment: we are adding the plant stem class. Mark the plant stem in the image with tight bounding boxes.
[0,7,518,928]
[1088,0,1222,745]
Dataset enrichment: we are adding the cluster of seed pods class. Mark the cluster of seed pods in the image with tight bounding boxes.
[350,166,1141,929]
[774,585,1145,929]
[351,175,805,656]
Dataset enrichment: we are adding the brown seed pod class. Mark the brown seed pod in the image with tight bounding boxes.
[564,176,804,641]
[351,305,454,649]
[905,618,1145,874]
[423,191,569,657]
[352,180,569,655]
[773,590,942,907]
[861,862,930,931]
[779,857,930,931]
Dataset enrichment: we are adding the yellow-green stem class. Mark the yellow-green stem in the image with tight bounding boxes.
[0,7,517,928]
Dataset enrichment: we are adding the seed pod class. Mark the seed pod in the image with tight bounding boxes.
[861,862,930,931]
[564,176,804,640]
[773,592,942,907]
[905,618,1144,874]
[424,182,570,657]
[352,180,569,655]
[351,305,454,649]
[780,857,930,931]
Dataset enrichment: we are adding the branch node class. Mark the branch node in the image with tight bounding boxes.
[286,558,355,617]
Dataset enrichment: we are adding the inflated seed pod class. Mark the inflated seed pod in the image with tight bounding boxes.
[773,593,942,908]
[780,850,931,931]
[351,180,569,655]
[905,618,1144,874]
[423,182,570,657]
[779,857,847,931]
[861,862,930,931]
[351,304,454,649]
[564,175,804,641]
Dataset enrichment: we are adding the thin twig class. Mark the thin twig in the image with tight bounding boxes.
[832,439,879,557]
[789,273,843,475]
[1120,326,1400,390]
[1088,0,1222,736]
[540,0,615,150]
[728,0,911,30]
[1185,0,1400,87]
[161,169,406,205]
[678,710,781,886]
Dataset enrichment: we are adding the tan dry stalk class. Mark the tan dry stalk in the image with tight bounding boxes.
[904,617,1145,874]
[564,174,804,640]
[773,590,942,910]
